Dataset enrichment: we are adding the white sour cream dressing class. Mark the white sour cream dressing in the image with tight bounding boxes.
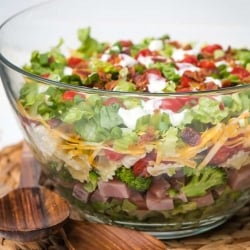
[176,62,200,75]
[149,39,163,51]
[119,54,137,67]
[205,76,222,87]
[137,55,154,68]
[162,109,188,126]
[172,48,198,61]
[147,73,167,93]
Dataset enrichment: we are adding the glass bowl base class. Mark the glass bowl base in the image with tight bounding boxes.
[84,213,229,239]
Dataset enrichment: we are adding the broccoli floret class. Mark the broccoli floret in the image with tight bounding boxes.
[83,170,99,192]
[181,167,226,197]
[115,167,152,192]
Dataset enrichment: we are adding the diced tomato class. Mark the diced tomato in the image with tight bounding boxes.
[146,68,162,77]
[180,75,191,88]
[201,44,223,55]
[118,40,133,47]
[231,67,250,80]
[67,57,83,68]
[104,149,124,161]
[160,96,197,112]
[135,49,155,59]
[62,90,84,101]
[41,73,50,78]
[180,55,198,65]
[160,99,184,112]
[198,60,216,70]
[132,151,156,177]
[103,97,123,106]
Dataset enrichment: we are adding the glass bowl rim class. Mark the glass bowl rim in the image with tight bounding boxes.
[0,1,250,98]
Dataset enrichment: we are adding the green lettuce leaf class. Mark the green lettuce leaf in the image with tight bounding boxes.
[191,97,228,124]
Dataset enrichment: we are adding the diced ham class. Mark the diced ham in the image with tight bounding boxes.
[146,191,174,211]
[191,192,214,208]
[228,164,250,191]
[149,176,170,198]
[90,189,109,203]
[98,180,131,198]
[72,183,90,203]
[169,170,185,190]
[129,190,147,209]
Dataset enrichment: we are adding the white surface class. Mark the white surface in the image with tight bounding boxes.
[0,0,45,149]
[0,0,249,149]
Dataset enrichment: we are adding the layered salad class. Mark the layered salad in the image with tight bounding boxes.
[19,28,250,230]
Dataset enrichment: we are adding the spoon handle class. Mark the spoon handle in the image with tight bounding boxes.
[19,143,41,188]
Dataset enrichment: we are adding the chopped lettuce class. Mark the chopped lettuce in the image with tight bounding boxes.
[191,97,228,124]
[77,27,106,58]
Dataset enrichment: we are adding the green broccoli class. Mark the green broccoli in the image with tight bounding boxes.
[115,167,152,192]
[83,170,99,192]
[181,167,226,197]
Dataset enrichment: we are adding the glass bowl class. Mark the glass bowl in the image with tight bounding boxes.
[0,0,250,239]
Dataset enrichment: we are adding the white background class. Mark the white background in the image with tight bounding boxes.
[0,0,250,149]
[0,0,45,149]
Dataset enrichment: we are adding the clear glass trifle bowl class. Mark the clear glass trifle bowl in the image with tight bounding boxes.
[0,0,250,239]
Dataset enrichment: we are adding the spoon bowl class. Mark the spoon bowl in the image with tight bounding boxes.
[0,187,69,241]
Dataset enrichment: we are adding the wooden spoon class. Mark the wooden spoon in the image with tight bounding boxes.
[0,144,166,249]
[0,145,70,242]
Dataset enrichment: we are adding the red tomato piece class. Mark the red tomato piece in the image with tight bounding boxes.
[201,44,223,54]
[104,149,124,161]
[62,91,84,101]
[180,55,198,65]
[132,151,156,177]
[198,60,216,70]
[135,49,155,59]
[231,67,250,79]
[160,99,184,112]
[160,96,197,112]
[67,57,83,68]
[180,75,192,88]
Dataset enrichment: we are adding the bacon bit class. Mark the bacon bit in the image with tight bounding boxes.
[209,144,243,165]
[41,73,50,78]
[104,80,118,91]
[183,70,205,82]
[180,127,201,146]
[168,40,181,49]
[108,54,121,64]
[73,60,90,79]
[118,40,133,47]
[48,56,55,64]
[205,81,219,90]
[138,127,156,144]
[183,44,193,50]
[133,73,148,91]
